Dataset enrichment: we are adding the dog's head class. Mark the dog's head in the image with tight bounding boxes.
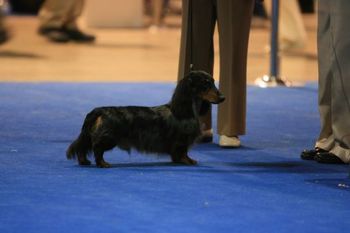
[185,70,225,104]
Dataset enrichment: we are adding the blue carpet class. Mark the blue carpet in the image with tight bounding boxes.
[0,82,349,233]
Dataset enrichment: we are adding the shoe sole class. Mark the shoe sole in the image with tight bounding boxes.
[219,144,241,148]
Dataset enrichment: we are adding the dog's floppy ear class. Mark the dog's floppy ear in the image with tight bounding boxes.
[182,72,196,93]
[186,71,194,83]
[199,101,210,116]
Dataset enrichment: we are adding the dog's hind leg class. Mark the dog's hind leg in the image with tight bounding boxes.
[77,153,91,166]
[92,135,116,168]
[93,149,111,168]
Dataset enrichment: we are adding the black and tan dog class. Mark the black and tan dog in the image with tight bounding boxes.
[66,71,225,168]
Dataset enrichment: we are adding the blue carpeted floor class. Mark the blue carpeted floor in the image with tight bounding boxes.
[0,82,349,233]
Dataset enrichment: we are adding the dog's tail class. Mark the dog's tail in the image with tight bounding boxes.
[66,109,100,160]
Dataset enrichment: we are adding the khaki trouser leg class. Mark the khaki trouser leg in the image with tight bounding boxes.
[39,0,84,29]
[152,0,164,26]
[315,0,350,163]
[264,0,307,45]
[316,0,333,149]
[0,7,4,29]
[216,0,254,136]
[65,0,85,29]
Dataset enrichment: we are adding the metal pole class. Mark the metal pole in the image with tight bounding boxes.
[255,0,287,87]
[270,0,280,80]
[189,0,194,71]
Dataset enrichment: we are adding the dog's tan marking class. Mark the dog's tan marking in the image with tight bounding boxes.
[93,116,103,130]
[201,89,219,102]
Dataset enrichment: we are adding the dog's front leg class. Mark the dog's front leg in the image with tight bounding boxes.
[93,149,111,168]
[171,147,197,165]
[179,154,198,165]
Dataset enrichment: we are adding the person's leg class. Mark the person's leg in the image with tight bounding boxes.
[216,0,254,139]
[301,0,333,160]
[63,0,84,30]
[325,0,350,163]
[38,0,78,42]
[315,0,333,150]
[265,0,307,50]
[38,0,77,29]
[63,0,95,43]
[0,4,9,45]
[178,0,217,133]
[39,0,94,43]
[0,3,5,29]
[307,0,350,164]
[151,0,164,27]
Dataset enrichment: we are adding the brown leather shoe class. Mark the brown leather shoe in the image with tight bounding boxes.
[0,28,9,45]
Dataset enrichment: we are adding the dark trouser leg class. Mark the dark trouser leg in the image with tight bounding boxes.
[178,0,217,131]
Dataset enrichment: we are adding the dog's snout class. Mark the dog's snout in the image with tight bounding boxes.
[201,87,225,104]
[218,93,225,103]
[211,89,225,104]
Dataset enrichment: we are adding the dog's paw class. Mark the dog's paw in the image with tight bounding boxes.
[97,161,111,168]
[180,156,198,165]
[79,160,92,166]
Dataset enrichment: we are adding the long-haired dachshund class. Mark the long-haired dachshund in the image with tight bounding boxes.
[66,71,225,168]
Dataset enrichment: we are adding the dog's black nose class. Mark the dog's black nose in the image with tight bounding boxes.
[218,93,225,103]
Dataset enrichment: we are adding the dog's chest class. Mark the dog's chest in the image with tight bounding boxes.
[153,105,200,139]
[178,119,200,135]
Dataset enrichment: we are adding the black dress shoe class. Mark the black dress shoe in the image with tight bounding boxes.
[300,147,327,160]
[0,28,9,45]
[314,152,345,164]
[64,28,95,43]
[38,27,70,43]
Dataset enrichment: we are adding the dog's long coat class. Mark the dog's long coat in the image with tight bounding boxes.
[67,71,224,168]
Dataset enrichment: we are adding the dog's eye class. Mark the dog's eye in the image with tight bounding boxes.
[205,80,212,87]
